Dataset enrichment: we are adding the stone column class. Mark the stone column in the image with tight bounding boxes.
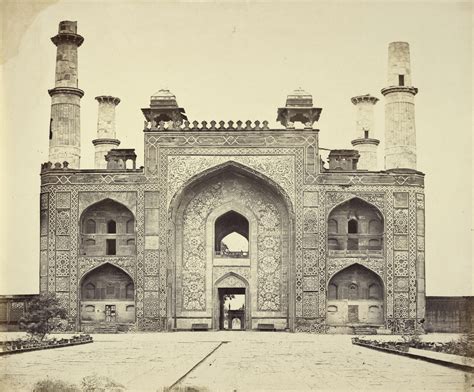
[381,42,418,170]
[350,94,379,170]
[92,96,121,169]
[48,21,84,169]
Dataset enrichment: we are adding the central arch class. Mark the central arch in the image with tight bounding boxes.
[170,163,294,331]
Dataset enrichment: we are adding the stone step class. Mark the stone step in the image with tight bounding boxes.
[353,327,378,335]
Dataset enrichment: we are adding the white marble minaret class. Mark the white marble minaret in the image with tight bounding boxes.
[48,21,84,168]
[381,42,418,170]
[92,96,121,169]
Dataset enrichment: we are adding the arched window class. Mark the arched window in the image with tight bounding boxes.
[348,283,359,300]
[348,219,358,234]
[126,219,134,234]
[85,219,96,234]
[85,239,96,246]
[126,238,135,246]
[369,283,381,299]
[215,211,249,257]
[328,284,338,300]
[107,220,116,234]
[126,305,135,312]
[328,219,338,234]
[85,305,95,312]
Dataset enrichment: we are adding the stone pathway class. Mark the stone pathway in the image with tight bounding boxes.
[0,332,471,391]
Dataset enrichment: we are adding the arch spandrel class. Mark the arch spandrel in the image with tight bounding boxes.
[327,260,385,283]
[215,272,249,289]
[77,258,136,282]
[325,192,385,217]
[168,158,295,214]
[78,193,137,218]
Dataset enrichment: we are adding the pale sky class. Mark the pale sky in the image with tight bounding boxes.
[0,1,472,295]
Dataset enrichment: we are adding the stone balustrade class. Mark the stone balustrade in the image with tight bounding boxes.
[143,119,272,131]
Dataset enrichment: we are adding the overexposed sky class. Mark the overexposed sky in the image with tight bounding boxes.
[0,1,472,295]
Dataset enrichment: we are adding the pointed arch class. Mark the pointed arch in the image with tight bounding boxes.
[169,160,294,219]
[215,272,250,289]
[80,262,136,325]
[327,197,384,252]
[79,198,136,257]
[327,263,384,298]
[80,263,134,301]
[327,196,384,221]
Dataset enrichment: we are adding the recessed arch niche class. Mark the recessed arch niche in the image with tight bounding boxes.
[80,263,135,325]
[171,164,293,331]
[326,263,384,326]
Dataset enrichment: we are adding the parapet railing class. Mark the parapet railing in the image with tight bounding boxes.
[144,120,274,131]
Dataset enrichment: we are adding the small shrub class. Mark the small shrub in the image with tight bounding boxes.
[81,374,126,392]
[33,378,80,392]
[19,293,67,341]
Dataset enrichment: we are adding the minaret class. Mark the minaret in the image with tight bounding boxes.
[92,96,121,169]
[350,94,379,170]
[381,42,418,170]
[48,21,84,168]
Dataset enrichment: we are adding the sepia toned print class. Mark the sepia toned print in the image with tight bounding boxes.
[0,2,472,391]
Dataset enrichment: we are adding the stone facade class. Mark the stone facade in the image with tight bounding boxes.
[38,22,426,334]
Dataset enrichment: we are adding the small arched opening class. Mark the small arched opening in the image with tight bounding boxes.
[214,210,249,258]
[326,264,384,326]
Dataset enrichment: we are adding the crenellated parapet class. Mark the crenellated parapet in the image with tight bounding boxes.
[41,161,71,172]
[144,119,271,131]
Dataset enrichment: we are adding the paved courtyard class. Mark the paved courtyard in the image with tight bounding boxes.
[0,332,471,391]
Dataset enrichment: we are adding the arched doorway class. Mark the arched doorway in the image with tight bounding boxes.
[80,263,135,326]
[326,264,384,326]
[214,273,249,330]
[171,164,293,331]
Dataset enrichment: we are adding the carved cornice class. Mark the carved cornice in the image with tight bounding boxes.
[48,87,84,98]
[351,138,380,146]
[92,138,121,147]
[381,86,418,96]
[51,32,84,47]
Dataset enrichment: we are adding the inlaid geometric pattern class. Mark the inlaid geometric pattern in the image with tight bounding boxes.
[394,235,408,250]
[394,251,409,276]
[55,236,70,251]
[303,208,318,233]
[56,210,70,235]
[302,292,318,317]
[394,277,409,292]
[144,250,160,275]
[302,276,318,291]
[144,276,159,291]
[55,251,70,277]
[144,291,160,317]
[394,209,408,234]
[302,249,318,276]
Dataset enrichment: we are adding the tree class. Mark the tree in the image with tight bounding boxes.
[19,293,67,341]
